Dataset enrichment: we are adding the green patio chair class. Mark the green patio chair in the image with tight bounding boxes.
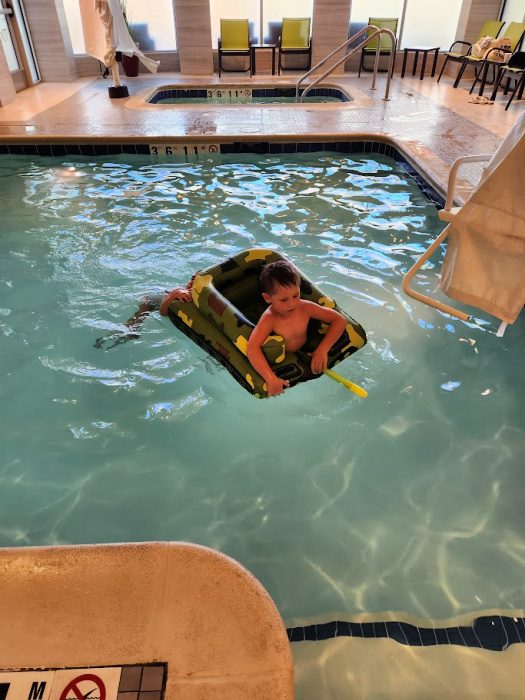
[490,51,525,109]
[277,17,312,74]
[453,21,525,89]
[358,17,398,77]
[437,19,504,82]
[218,19,252,77]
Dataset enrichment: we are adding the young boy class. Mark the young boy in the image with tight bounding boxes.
[247,260,347,397]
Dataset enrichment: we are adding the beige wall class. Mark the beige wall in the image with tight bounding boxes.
[24,0,78,82]
[173,0,214,75]
[312,0,352,74]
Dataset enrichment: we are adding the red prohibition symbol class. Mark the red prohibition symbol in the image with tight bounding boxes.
[59,674,106,700]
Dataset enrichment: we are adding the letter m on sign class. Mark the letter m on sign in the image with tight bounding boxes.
[28,682,46,700]
[0,683,9,700]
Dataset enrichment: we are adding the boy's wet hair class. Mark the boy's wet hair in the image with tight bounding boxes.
[260,260,300,295]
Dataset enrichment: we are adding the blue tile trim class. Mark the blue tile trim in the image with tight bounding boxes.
[148,86,350,103]
[286,616,525,651]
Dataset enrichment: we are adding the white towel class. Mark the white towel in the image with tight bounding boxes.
[440,112,525,324]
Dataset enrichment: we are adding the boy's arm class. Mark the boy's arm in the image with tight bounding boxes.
[305,301,347,374]
[159,287,192,316]
[247,314,290,397]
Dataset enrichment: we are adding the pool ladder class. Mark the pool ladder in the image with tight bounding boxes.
[296,26,396,103]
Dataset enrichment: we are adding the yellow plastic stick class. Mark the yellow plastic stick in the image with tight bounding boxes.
[323,369,368,398]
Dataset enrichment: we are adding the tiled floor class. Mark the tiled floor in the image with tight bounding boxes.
[0,68,521,203]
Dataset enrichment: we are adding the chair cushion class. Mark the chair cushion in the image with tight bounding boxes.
[220,19,249,50]
[367,17,398,50]
[281,18,311,49]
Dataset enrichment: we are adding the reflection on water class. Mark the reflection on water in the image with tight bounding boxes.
[0,153,524,623]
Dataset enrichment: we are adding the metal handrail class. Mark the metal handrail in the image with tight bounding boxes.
[295,25,373,101]
[296,26,396,103]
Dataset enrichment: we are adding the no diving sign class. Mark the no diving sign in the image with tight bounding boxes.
[51,669,120,700]
[59,674,106,700]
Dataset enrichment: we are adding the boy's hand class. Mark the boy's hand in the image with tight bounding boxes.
[159,287,192,316]
[309,348,329,374]
[170,287,192,303]
[266,375,290,397]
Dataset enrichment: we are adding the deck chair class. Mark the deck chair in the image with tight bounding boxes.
[358,17,398,77]
[218,19,252,78]
[277,17,312,74]
[437,20,504,82]
[490,51,525,109]
[403,112,525,333]
[454,21,525,89]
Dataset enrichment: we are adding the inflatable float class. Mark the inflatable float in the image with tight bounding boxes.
[162,248,367,398]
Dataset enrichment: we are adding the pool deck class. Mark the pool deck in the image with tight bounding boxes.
[0,69,521,204]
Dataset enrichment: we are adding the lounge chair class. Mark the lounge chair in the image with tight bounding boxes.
[277,17,312,74]
[358,17,398,77]
[218,19,252,78]
[453,21,525,89]
[403,112,525,334]
[437,20,504,83]
[490,51,525,109]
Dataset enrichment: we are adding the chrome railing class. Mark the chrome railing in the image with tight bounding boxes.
[296,26,396,103]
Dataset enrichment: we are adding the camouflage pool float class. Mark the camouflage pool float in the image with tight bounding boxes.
[165,248,367,398]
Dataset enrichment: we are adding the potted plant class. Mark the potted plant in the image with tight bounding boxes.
[120,0,140,77]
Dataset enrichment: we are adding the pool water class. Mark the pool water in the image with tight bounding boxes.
[157,95,341,104]
[0,153,524,624]
[149,86,349,105]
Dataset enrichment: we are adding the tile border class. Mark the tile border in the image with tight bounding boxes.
[287,614,525,651]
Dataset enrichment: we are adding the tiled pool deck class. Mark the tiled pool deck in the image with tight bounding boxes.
[1,68,524,698]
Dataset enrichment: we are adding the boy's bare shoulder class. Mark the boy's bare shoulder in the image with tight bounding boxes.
[300,299,319,315]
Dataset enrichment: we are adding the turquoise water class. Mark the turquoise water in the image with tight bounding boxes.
[1,153,524,623]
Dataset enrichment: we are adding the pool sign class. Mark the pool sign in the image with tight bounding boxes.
[0,672,54,700]
[150,143,221,156]
[206,88,252,102]
[58,674,105,700]
[0,668,120,700]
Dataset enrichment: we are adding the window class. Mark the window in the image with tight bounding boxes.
[0,14,20,70]
[500,0,525,24]
[349,0,404,25]
[120,0,176,51]
[263,0,313,44]
[63,0,176,55]
[63,0,85,54]
[401,0,463,49]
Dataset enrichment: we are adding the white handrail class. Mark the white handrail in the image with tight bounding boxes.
[296,27,396,103]
[402,153,493,322]
[442,154,491,212]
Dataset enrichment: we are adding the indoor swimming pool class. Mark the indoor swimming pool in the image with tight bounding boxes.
[0,150,524,627]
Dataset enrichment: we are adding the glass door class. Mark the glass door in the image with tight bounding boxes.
[0,0,39,89]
